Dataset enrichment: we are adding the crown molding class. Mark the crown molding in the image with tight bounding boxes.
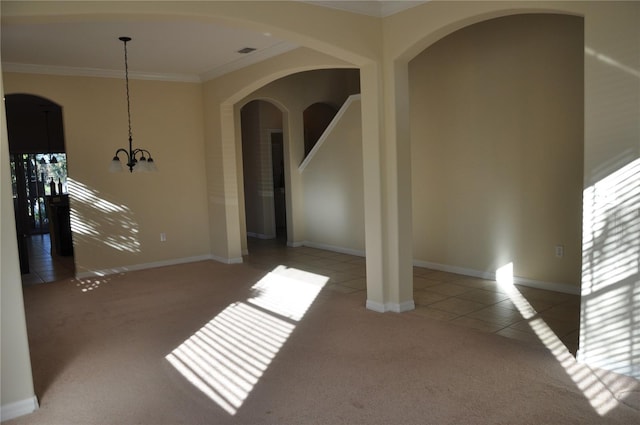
[2,41,298,83]
[1,62,201,83]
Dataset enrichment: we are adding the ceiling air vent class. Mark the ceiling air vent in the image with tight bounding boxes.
[237,47,256,54]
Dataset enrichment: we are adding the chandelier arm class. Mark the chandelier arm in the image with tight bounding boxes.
[113,147,135,172]
[113,147,130,158]
[132,148,152,158]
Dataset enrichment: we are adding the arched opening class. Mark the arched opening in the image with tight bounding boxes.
[233,68,361,255]
[4,93,74,283]
[409,13,583,349]
[240,99,286,244]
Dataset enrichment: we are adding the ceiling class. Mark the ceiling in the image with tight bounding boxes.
[0,1,426,83]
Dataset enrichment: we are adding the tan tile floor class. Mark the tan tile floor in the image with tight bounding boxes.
[245,238,581,355]
[22,234,580,355]
[21,234,75,285]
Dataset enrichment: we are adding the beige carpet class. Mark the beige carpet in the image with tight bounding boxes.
[6,259,640,425]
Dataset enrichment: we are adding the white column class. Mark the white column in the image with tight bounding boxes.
[360,61,414,312]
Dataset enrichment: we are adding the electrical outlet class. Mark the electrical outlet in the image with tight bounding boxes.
[160,232,167,242]
[555,245,564,258]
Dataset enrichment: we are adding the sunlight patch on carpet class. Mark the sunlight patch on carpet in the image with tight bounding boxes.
[497,262,637,416]
[166,266,328,415]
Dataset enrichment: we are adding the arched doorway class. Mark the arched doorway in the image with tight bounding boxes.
[5,94,74,282]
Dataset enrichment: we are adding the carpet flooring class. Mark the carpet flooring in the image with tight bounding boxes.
[5,250,640,424]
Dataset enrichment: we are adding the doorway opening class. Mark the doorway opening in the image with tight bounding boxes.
[270,130,286,243]
[240,100,286,246]
[5,94,75,283]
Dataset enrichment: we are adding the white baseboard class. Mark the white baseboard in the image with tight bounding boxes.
[288,241,304,248]
[1,396,38,422]
[294,243,577,295]
[413,259,580,295]
[366,300,386,313]
[211,254,243,265]
[366,299,415,313]
[301,241,365,257]
[75,254,221,279]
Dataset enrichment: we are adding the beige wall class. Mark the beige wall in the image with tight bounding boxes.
[3,73,211,275]
[302,97,365,252]
[410,14,584,287]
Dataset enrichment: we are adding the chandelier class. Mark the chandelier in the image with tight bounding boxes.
[109,36,157,173]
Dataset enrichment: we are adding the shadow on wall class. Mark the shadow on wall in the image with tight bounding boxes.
[67,178,140,276]
[580,157,640,380]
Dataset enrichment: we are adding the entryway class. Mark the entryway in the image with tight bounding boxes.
[5,93,75,282]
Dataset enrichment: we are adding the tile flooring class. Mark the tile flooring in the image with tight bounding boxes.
[21,234,580,355]
[21,233,75,285]
[245,238,581,355]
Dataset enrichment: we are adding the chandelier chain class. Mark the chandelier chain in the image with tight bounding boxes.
[123,38,132,141]
[110,36,156,173]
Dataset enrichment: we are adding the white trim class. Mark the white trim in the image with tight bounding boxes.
[75,254,215,279]
[413,259,580,295]
[366,299,415,313]
[2,62,200,83]
[288,241,304,248]
[299,94,361,172]
[392,300,416,313]
[2,41,298,83]
[0,396,39,422]
[247,232,276,240]
[211,255,243,265]
[301,240,365,257]
[366,299,386,313]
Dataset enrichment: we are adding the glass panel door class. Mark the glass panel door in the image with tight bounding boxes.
[10,152,68,235]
